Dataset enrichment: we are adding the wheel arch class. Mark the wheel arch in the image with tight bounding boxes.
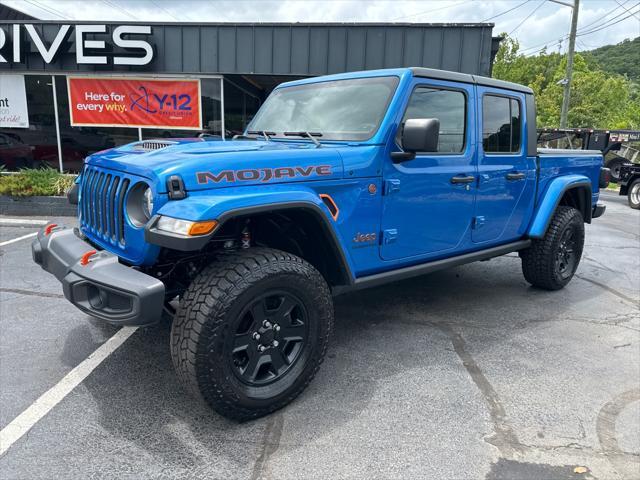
[620,173,640,195]
[148,186,356,287]
[527,176,592,239]
[214,202,354,287]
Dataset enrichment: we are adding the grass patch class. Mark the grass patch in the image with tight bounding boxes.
[0,169,77,197]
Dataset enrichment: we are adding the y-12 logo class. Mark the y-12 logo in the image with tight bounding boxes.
[131,86,192,114]
[196,165,332,184]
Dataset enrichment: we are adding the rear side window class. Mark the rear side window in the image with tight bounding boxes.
[401,87,466,153]
[482,95,521,153]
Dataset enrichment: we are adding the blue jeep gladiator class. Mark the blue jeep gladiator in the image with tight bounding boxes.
[32,67,608,420]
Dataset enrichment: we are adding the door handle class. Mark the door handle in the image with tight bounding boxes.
[450,175,475,184]
[506,172,526,181]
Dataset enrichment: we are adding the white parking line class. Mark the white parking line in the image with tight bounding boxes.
[0,326,138,457]
[0,219,48,226]
[0,232,38,247]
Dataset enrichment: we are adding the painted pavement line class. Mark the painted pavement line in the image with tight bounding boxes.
[0,219,48,227]
[0,232,38,247]
[0,326,138,457]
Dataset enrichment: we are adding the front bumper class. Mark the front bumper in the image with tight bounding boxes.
[32,226,165,326]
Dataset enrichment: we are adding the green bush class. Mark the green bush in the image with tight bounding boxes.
[0,169,77,197]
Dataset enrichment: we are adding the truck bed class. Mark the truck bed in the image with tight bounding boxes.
[536,148,604,209]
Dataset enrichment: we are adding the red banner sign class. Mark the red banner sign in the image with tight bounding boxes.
[67,77,202,130]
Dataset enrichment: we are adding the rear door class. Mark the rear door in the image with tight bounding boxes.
[380,79,477,261]
[472,89,535,244]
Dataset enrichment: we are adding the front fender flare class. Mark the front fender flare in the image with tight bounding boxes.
[527,175,592,239]
[145,185,355,284]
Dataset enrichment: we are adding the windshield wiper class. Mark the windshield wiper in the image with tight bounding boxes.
[247,130,276,141]
[283,131,322,147]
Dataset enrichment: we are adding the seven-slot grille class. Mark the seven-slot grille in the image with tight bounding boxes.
[80,166,131,245]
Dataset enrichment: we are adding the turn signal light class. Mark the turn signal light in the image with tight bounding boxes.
[188,220,218,236]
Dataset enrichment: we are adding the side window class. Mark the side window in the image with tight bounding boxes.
[482,95,521,153]
[401,87,466,153]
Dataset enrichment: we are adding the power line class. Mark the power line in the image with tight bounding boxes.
[520,0,640,55]
[100,0,136,20]
[614,0,640,19]
[390,1,469,22]
[576,0,631,31]
[577,5,640,36]
[518,0,632,54]
[22,0,70,19]
[481,0,531,22]
[521,4,639,55]
[576,2,639,36]
[149,1,180,21]
[509,0,547,35]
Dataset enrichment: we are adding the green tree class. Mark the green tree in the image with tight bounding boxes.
[492,35,640,129]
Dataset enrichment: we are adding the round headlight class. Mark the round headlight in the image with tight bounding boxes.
[126,183,153,227]
[143,187,154,219]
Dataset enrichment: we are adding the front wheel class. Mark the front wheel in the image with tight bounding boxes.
[627,179,640,209]
[170,248,333,421]
[520,206,585,290]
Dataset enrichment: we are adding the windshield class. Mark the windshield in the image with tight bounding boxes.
[247,76,400,141]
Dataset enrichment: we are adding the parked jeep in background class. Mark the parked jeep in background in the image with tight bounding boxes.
[618,163,640,209]
[32,68,608,421]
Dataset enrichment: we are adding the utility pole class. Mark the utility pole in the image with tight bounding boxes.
[559,0,580,128]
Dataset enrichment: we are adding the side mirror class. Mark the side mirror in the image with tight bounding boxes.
[392,118,440,162]
[403,118,440,152]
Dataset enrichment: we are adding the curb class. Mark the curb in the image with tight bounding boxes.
[0,196,77,217]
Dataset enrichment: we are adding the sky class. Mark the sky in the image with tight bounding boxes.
[2,0,639,55]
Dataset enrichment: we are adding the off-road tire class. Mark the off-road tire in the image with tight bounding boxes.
[520,206,584,290]
[627,178,640,209]
[170,247,333,421]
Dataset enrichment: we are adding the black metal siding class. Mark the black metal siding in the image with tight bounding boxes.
[0,22,496,77]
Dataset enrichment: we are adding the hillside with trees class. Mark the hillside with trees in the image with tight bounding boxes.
[492,36,640,129]
[584,37,640,82]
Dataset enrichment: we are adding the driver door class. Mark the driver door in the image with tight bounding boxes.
[380,80,477,261]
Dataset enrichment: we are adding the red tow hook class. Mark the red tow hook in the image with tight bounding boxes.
[44,224,58,236]
[80,250,98,266]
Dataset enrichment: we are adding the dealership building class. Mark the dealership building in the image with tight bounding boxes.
[0,5,500,172]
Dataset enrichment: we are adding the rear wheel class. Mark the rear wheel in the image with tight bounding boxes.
[520,206,584,290]
[170,248,333,421]
[628,179,640,209]
[606,157,626,183]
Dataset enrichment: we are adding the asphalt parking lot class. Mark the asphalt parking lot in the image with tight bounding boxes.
[0,191,638,480]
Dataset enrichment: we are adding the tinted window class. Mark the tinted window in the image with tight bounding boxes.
[482,95,521,153]
[401,87,466,153]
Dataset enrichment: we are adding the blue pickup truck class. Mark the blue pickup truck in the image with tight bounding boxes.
[33,67,608,420]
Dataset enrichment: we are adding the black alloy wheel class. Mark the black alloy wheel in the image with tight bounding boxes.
[554,227,578,281]
[231,291,309,386]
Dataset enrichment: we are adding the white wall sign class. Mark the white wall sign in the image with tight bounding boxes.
[0,24,154,66]
[0,74,29,128]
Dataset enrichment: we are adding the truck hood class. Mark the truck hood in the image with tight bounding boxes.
[86,139,344,192]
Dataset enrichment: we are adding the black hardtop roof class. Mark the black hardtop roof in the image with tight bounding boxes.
[410,67,533,95]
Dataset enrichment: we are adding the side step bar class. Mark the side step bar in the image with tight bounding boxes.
[333,239,531,296]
